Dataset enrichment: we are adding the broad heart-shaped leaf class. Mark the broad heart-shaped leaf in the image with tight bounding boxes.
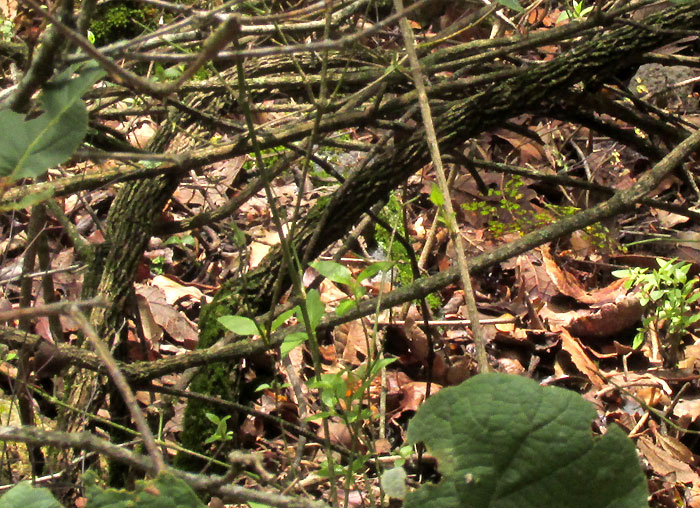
[0,482,61,508]
[0,63,104,181]
[84,470,205,508]
[405,373,648,508]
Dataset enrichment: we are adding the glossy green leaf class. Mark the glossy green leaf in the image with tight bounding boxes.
[336,299,357,317]
[429,183,444,206]
[357,261,395,283]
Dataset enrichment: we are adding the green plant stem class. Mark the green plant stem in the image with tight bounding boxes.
[230,29,339,504]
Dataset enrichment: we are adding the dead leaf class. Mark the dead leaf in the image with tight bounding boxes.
[135,284,199,349]
[495,313,516,332]
[391,381,442,420]
[637,435,700,486]
[541,244,629,305]
[317,418,353,448]
[135,292,164,349]
[557,327,603,387]
[673,397,700,423]
[402,316,430,364]
[151,275,204,305]
[656,432,696,465]
[565,295,643,339]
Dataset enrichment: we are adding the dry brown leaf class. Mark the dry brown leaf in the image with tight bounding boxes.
[679,343,700,370]
[495,313,516,333]
[135,284,199,349]
[515,251,558,303]
[340,320,370,366]
[249,230,280,268]
[317,419,353,448]
[496,355,525,375]
[492,128,544,163]
[151,275,204,305]
[402,316,430,364]
[445,356,473,385]
[635,386,671,407]
[391,381,443,420]
[565,295,643,339]
[673,397,700,423]
[541,245,630,306]
[319,278,348,306]
[557,327,603,387]
[135,292,163,349]
[656,432,696,465]
[637,435,700,487]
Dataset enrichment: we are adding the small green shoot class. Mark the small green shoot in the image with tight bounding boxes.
[151,255,166,274]
[557,1,594,22]
[164,234,195,246]
[203,413,234,444]
[613,259,700,362]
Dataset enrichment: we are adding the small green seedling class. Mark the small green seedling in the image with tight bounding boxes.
[204,413,234,444]
[613,258,700,363]
[557,0,594,22]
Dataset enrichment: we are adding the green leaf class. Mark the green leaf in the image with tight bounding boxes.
[336,299,357,317]
[218,315,260,335]
[0,63,105,181]
[280,331,307,357]
[357,261,395,283]
[611,269,631,279]
[203,433,218,445]
[650,289,664,301]
[405,373,647,508]
[164,234,195,246]
[83,471,206,508]
[310,260,353,286]
[381,467,407,499]
[271,307,298,331]
[686,314,700,325]
[0,482,62,508]
[0,187,54,211]
[305,289,325,329]
[686,292,700,304]
[495,0,523,12]
[429,183,444,206]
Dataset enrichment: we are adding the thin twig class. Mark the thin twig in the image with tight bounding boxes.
[0,296,108,323]
[68,306,166,475]
[394,0,490,372]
